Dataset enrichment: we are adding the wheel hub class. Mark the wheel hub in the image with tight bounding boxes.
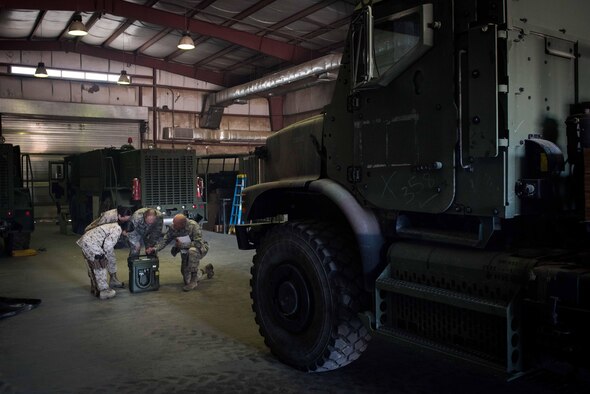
[270,263,312,333]
[277,281,298,316]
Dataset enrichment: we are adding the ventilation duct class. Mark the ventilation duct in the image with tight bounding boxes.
[162,127,270,143]
[200,53,342,129]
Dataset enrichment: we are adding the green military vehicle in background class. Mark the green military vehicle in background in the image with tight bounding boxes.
[51,146,203,234]
[0,140,34,255]
[236,0,590,374]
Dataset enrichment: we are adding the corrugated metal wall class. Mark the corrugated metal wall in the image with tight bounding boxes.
[2,115,141,218]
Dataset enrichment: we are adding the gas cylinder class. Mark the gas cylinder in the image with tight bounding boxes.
[132,178,141,201]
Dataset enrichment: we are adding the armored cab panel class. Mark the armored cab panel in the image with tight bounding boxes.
[262,114,323,183]
[453,0,589,219]
[326,1,456,214]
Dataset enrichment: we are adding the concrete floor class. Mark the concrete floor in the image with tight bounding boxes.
[0,223,588,393]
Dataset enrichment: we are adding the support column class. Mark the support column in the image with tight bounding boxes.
[268,96,284,132]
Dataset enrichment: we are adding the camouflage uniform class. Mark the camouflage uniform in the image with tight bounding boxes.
[84,208,121,276]
[155,219,212,290]
[128,207,164,256]
[76,223,121,299]
[84,208,118,232]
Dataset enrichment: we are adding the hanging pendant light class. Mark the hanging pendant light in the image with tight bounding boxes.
[117,70,130,85]
[68,15,88,36]
[177,33,195,50]
[34,62,48,78]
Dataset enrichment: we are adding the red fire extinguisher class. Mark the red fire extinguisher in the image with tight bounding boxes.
[196,177,204,199]
[132,178,141,201]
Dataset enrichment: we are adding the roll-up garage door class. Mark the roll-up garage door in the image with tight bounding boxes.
[2,115,142,219]
[2,115,141,154]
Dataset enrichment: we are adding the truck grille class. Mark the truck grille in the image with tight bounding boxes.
[143,152,195,207]
[389,293,506,364]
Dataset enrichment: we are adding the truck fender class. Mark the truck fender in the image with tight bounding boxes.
[308,179,385,289]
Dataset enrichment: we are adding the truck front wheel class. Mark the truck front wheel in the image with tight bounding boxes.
[251,221,371,372]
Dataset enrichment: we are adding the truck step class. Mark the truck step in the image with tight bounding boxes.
[375,277,507,317]
[396,226,480,247]
[374,324,502,370]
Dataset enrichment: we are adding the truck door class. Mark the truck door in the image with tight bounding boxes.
[349,2,456,214]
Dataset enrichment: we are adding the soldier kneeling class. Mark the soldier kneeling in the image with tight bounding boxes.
[149,214,213,291]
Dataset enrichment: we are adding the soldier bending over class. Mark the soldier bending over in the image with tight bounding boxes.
[128,208,163,257]
[84,205,133,287]
[76,222,123,300]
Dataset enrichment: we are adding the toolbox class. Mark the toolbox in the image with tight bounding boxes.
[127,255,160,293]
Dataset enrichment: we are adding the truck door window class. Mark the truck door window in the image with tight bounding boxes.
[354,4,433,90]
[374,12,421,75]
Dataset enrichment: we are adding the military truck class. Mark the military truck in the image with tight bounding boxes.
[55,146,203,233]
[235,0,590,374]
[0,141,34,255]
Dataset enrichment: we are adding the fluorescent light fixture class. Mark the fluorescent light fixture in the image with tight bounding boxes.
[11,64,126,84]
[62,70,85,79]
[11,66,35,75]
[34,62,48,78]
[85,72,108,81]
[117,70,131,85]
[177,33,195,50]
[68,15,88,36]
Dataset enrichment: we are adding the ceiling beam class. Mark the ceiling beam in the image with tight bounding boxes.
[58,13,79,41]
[222,0,277,27]
[27,10,46,40]
[102,0,159,48]
[141,0,216,58]
[74,12,101,44]
[261,0,337,34]
[0,0,318,63]
[135,28,171,54]
[194,44,239,67]
[83,12,101,31]
[0,40,241,86]
[102,19,134,47]
[220,7,350,72]
[291,15,350,43]
[223,53,265,72]
[166,0,276,62]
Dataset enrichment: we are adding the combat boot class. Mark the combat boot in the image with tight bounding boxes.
[182,272,199,291]
[99,288,116,300]
[94,268,116,300]
[109,272,125,288]
[204,263,214,279]
[183,272,192,286]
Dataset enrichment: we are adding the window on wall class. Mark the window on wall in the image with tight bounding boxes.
[10,65,121,83]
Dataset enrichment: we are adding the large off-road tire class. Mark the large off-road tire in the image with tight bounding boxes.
[251,221,371,372]
[11,232,31,250]
[0,235,11,257]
